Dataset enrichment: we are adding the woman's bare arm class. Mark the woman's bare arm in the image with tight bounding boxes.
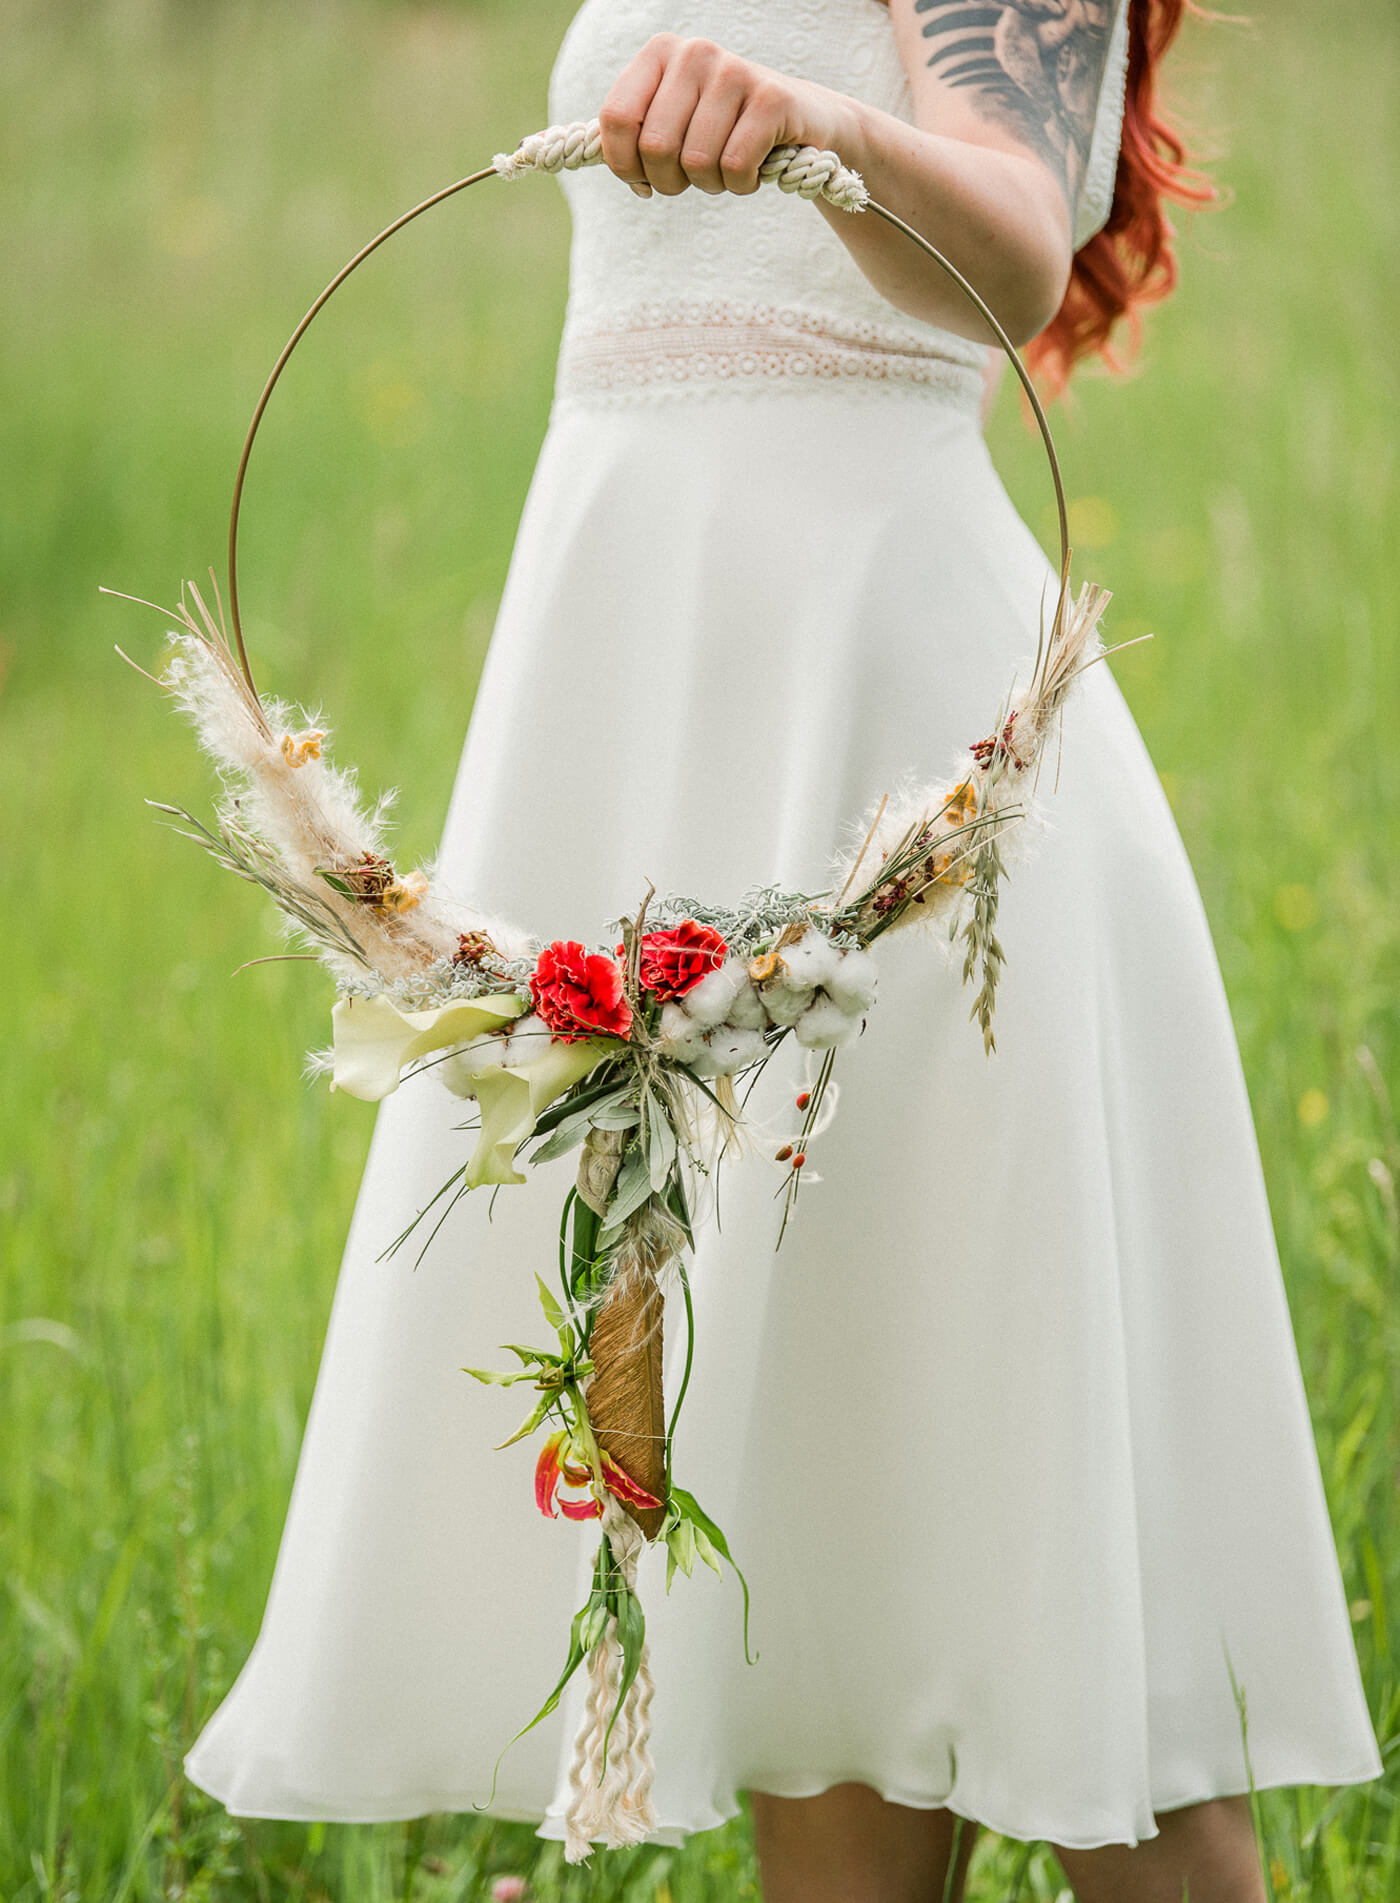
[596,6,1115,347]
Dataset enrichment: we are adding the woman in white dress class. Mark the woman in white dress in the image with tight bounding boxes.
[185,4,1382,1899]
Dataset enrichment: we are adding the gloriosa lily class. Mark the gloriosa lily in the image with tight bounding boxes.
[535,1429,663,1523]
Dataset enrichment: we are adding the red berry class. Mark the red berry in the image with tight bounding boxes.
[796,1091,811,1110]
[775,1144,793,1162]
[792,1152,806,1169]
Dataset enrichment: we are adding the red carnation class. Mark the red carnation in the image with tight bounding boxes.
[530,939,633,1043]
[624,920,728,1002]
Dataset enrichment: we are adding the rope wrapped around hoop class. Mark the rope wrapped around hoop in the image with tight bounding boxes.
[493,116,873,212]
[562,1497,658,1859]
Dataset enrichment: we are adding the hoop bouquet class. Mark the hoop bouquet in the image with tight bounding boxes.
[112,121,1126,1860]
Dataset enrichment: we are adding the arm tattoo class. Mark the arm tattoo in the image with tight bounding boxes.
[914,0,1115,207]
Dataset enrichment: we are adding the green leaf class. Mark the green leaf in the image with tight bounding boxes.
[580,1598,610,1653]
[691,1524,724,1580]
[535,1086,636,1162]
[603,1146,653,1233]
[664,1169,694,1248]
[643,1085,677,1192]
[531,1085,634,1163]
[665,1516,697,1589]
[488,1574,604,1800]
[528,1119,592,1165]
[535,1274,567,1337]
[531,1072,626,1139]
[495,1391,554,1451]
[601,1581,648,1767]
[461,1365,535,1387]
[669,1486,757,1665]
[570,1195,602,1299]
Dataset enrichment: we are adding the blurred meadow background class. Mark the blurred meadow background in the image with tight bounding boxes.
[1,0,1396,1896]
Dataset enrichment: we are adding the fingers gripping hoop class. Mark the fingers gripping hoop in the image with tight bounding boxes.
[224,116,1072,700]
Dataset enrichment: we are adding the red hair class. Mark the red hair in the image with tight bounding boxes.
[1026,0,1219,393]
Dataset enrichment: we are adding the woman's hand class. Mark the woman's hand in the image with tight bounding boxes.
[598,35,858,199]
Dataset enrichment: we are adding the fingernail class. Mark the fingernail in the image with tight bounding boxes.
[628,181,653,198]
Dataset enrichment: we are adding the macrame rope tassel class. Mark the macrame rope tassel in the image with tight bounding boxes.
[494,118,870,213]
[563,1500,658,1864]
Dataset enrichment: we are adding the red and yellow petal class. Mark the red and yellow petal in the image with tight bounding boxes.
[534,1431,568,1518]
[600,1449,664,1512]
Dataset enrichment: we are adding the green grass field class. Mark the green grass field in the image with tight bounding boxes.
[1,0,1396,1896]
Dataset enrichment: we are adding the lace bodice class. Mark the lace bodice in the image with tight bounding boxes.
[546,0,1129,409]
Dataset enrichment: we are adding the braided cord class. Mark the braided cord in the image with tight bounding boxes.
[493,117,871,213]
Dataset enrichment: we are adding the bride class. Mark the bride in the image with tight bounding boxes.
[186,6,1381,1899]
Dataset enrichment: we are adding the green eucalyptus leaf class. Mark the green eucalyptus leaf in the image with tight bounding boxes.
[531,1072,626,1140]
[604,1148,653,1232]
[529,1119,591,1165]
[531,1086,636,1162]
[643,1085,677,1191]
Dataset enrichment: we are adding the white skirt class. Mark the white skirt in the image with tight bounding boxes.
[185,386,1381,1849]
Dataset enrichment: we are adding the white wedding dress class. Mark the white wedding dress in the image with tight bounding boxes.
[186,0,1381,1851]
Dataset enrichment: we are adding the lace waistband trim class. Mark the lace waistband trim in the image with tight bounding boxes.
[554,298,987,409]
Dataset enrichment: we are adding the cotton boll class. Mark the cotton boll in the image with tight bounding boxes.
[758,979,816,1027]
[726,980,768,1031]
[658,1001,710,1062]
[824,948,878,1015]
[682,958,747,1028]
[687,1025,766,1078]
[781,929,843,990]
[438,1031,511,1098]
[498,1013,555,1070]
[793,998,861,1050]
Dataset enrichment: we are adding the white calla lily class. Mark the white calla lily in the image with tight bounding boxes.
[468,1037,615,1188]
[330,991,528,1102]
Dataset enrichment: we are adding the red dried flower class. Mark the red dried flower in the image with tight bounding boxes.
[624,920,728,1001]
[452,930,497,968]
[530,940,633,1043]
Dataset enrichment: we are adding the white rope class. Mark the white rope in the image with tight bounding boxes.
[494,118,869,213]
[562,1498,659,1863]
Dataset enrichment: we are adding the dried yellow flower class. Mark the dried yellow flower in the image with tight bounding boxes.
[382,869,429,914]
[748,951,786,986]
[281,730,326,767]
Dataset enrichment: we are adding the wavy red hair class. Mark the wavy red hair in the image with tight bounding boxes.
[1026,0,1218,393]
